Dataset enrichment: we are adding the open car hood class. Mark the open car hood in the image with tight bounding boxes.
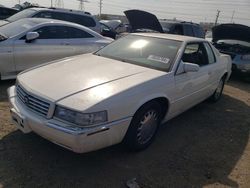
[212,24,250,43]
[124,9,164,33]
[100,20,122,30]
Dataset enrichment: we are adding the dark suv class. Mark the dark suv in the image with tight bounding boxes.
[160,20,205,38]
[125,10,205,38]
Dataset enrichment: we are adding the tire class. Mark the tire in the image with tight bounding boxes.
[209,77,225,102]
[123,101,162,151]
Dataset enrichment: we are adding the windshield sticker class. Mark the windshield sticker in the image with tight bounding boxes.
[147,55,170,64]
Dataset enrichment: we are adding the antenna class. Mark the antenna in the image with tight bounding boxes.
[55,0,64,8]
[77,0,89,11]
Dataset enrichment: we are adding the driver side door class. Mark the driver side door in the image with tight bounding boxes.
[172,42,213,115]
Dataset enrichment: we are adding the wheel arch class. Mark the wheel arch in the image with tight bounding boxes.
[133,95,170,121]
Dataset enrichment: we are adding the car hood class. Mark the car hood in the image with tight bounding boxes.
[17,54,152,102]
[124,9,164,33]
[212,24,250,43]
[0,20,9,26]
[100,20,121,30]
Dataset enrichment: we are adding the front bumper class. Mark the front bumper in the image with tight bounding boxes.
[8,86,132,153]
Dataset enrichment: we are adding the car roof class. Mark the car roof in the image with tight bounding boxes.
[30,7,92,17]
[132,32,206,42]
[159,20,200,26]
[20,17,72,25]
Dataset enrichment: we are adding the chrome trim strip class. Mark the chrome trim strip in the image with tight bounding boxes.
[46,117,132,135]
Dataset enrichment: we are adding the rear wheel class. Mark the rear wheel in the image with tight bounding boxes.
[124,101,162,151]
[209,77,225,102]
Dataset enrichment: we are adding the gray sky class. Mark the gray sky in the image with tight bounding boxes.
[1,0,250,26]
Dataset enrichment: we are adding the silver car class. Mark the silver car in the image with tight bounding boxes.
[0,18,113,80]
[0,7,101,33]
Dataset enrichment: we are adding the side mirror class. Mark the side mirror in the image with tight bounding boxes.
[26,32,39,43]
[183,62,199,72]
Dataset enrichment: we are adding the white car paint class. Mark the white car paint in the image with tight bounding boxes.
[8,33,232,153]
[0,18,113,80]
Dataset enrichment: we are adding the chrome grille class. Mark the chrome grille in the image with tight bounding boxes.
[16,85,50,117]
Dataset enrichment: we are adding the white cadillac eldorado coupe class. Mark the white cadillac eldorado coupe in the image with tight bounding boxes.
[8,33,232,153]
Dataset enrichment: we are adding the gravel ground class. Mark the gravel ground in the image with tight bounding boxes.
[0,78,249,188]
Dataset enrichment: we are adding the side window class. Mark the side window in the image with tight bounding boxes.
[183,25,194,36]
[33,11,53,19]
[66,27,94,38]
[34,26,68,39]
[71,14,96,27]
[172,24,184,35]
[204,42,216,64]
[44,12,96,27]
[34,26,94,39]
[182,43,209,66]
[192,26,205,38]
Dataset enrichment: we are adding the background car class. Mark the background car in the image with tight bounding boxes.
[0,7,101,33]
[124,9,205,38]
[0,18,113,80]
[8,33,231,153]
[0,6,19,20]
[160,20,205,38]
[100,19,128,39]
[212,23,250,76]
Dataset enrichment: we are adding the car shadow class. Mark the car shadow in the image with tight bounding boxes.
[0,80,15,102]
[0,94,249,187]
[227,77,250,93]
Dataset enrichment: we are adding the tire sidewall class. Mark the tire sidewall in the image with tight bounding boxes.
[124,101,162,151]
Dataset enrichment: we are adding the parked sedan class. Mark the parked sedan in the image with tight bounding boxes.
[8,33,231,153]
[0,18,112,80]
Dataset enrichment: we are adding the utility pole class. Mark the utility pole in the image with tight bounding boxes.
[51,0,53,7]
[231,10,235,23]
[55,0,64,8]
[77,0,89,11]
[214,10,221,26]
[99,0,103,18]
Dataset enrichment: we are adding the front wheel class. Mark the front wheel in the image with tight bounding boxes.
[123,101,162,151]
[209,78,225,102]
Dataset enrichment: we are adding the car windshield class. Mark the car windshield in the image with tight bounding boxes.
[0,19,36,37]
[6,8,36,22]
[96,35,182,72]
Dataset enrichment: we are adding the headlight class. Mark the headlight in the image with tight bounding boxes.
[54,106,108,127]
